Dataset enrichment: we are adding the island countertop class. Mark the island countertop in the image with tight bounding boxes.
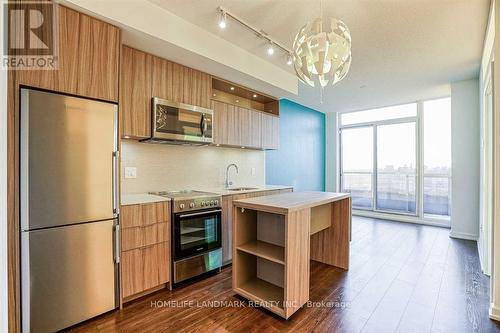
[233,191,350,214]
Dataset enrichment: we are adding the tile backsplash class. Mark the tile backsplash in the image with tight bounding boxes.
[121,140,266,194]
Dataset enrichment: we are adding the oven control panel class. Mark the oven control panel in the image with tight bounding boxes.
[174,197,221,213]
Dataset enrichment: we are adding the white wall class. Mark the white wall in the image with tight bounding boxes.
[0,1,9,331]
[325,112,338,192]
[490,0,500,321]
[450,79,480,240]
[121,141,266,194]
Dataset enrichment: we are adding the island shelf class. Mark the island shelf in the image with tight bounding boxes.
[232,191,352,319]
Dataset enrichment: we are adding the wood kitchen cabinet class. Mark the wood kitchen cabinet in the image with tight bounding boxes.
[121,50,211,138]
[212,100,280,150]
[221,188,293,264]
[120,46,152,138]
[150,55,211,109]
[212,100,240,146]
[77,13,120,101]
[15,5,120,102]
[121,201,171,300]
[239,107,262,148]
[261,113,280,150]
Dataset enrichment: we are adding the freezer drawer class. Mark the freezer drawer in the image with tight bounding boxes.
[21,220,118,333]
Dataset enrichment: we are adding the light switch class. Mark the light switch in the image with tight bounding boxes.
[124,167,137,179]
[251,167,256,176]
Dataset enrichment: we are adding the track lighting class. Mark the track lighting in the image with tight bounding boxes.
[216,6,292,65]
[267,43,274,56]
[218,10,227,29]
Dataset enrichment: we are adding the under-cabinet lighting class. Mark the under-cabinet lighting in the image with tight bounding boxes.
[230,86,235,91]
[253,94,257,98]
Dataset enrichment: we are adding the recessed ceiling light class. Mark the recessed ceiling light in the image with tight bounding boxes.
[235,99,240,103]
[253,94,257,98]
[230,86,235,91]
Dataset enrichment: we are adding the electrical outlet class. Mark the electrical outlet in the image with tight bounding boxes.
[251,167,256,176]
[124,167,137,179]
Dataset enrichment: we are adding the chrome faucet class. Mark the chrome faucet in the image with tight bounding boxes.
[225,163,239,188]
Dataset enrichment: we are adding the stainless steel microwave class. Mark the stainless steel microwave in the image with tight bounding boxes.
[144,98,214,144]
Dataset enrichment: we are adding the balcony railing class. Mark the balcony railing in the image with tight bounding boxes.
[341,171,451,216]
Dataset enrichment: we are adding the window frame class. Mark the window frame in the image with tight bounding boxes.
[338,98,451,225]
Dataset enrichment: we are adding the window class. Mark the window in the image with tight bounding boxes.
[341,127,373,209]
[377,122,416,214]
[423,98,451,217]
[339,98,451,221]
[340,103,416,126]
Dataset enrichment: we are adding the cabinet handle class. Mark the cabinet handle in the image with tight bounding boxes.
[114,224,121,263]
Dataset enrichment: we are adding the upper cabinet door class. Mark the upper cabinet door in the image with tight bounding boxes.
[152,58,211,109]
[239,107,262,149]
[57,6,80,94]
[120,46,152,139]
[151,56,172,101]
[262,113,280,150]
[212,100,239,146]
[77,13,120,102]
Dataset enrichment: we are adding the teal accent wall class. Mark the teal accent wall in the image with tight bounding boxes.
[266,99,326,191]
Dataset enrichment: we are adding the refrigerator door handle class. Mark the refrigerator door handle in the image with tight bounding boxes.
[114,224,120,264]
[112,151,119,216]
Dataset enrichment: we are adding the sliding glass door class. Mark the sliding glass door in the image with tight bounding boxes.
[339,99,451,223]
[376,122,417,214]
[340,127,373,209]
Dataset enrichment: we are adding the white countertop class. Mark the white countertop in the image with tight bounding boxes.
[121,193,171,206]
[121,185,293,205]
[198,184,293,196]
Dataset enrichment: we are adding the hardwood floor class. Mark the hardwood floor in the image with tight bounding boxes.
[72,217,500,333]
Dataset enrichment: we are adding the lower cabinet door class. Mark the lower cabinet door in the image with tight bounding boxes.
[122,242,170,299]
[122,248,143,298]
[157,242,170,284]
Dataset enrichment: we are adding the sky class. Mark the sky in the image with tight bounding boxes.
[341,98,451,173]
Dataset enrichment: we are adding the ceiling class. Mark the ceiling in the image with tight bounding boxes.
[147,0,490,113]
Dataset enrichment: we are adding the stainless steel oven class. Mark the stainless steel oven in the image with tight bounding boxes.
[149,190,223,284]
[173,209,222,260]
[145,98,213,144]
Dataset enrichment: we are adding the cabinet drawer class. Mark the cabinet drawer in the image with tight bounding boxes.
[122,222,169,251]
[122,242,170,298]
[121,202,170,228]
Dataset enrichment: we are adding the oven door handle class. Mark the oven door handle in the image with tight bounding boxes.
[179,209,222,218]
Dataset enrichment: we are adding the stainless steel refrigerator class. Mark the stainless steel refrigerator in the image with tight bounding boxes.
[20,88,120,333]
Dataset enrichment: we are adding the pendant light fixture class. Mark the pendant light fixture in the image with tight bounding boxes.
[291,1,352,89]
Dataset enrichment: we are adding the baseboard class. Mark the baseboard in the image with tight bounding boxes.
[489,303,500,321]
[352,210,451,228]
[449,230,478,241]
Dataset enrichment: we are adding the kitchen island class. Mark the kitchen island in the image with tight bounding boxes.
[232,191,351,319]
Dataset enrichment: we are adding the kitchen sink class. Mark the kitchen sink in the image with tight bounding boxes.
[227,187,259,192]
